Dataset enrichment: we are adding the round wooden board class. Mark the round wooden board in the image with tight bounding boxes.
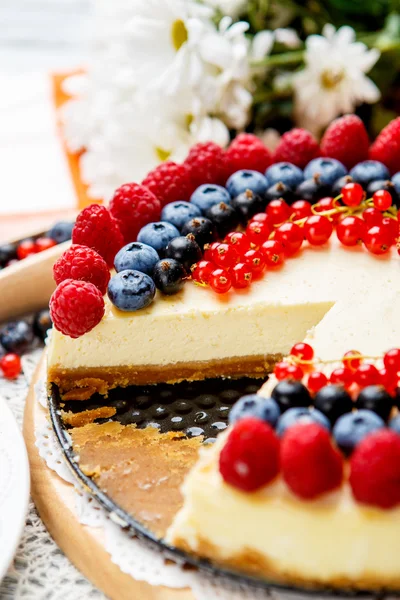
[23,356,195,600]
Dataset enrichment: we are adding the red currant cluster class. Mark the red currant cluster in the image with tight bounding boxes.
[275,342,400,397]
[0,353,21,379]
[16,237,57,261]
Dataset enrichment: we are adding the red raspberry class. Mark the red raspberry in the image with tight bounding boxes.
[109,183,161,245]
[72,204,124,267]
[273,128,320,169]
[349,429,400,509]
[320,115,369,169]
[281,423,343,500]
[50,279,105,338]
[370,117,400,174]
[53,245,110,295]
[225,133,272,176]
[219,417,280,492]
[185,142,227,187]
[142,161,193,207]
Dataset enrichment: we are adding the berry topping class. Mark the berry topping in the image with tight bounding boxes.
[219,417,280,492]
[295,177,331,202]
[109,183,161,245]
[231,190,265,225]
[349,160,390,187]
[114,242,159,276]
[314,384,353,425]
[281,423,343,500]
[229,394,280,427]
[33,309,52,341]
[185,141,227,187]
[303,215,333,245]
[373,189,392,211]
[290,342,314,362]
[226,170,269,199]
[142,161,193,207]
[320,115,369,169]
[271,379,311,412]
[354,363,382,387]
[265,162,304,190]
[243,249,265,277]
[191,259,214,284]
[46,221,74,244]
[276,407,330,437]
[225,133,272,176]
[273,128,320,169]
[260,239,285,267]
[72,204,124,267]
[0,353,22,379]
[266,199,291,224]
[17,239,37,260]
[224,231,251,254]
[0,321,34,354]
[363,224,392,255]
[349,429,400,509]
[369,117,400,174]
[35,237,57,252]
[355,385,393,422]
[232,263,253,289]
[161,201,201,230]
[274,222,303,256]
[341,182,364,207]
[53,245,110,294]
[165,236,202,273]
[336,216,365,246]
[264,182,295,205]
[246,219,272,246]
[181,217,216,249]
[153,259,186,295]
[304,158,347,186]
[331,175,353,198]
[205,202,240,238]
[307,371,328,395]
[291,200,312,220]
[332,410,385,456]
[383,348,400,373]
[0,243,17,267]
[50,279,105,338]
[211,243,239,270]
[190,184,231,212]
[107,270,156,311]
[366,179,399,207]
[363,206,383,227]
[209,268,232,294]
[137,222,180,257]
[329,367,353,388]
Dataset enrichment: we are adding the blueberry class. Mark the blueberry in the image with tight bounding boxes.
[165,236,202,273]
[33,309,52,341]
[295,177,331,202]
[205,202,240,238]
[0,321,34,354]
[276,407,330,436]
[304,158,347,186]
[265,162,303,190]
[356,385,393,422]
[226,170,269,197]
[153,259,186,295]
[137,222,180,257]
[331,175,354,198]
[107,270,156,311]
[332,410,385,456]
[161,201,202,230]
[46,221,74,244]
[366,179,399,208]
[314,384,353,425]
[392,172,400,195]
[229,394,280,427]
[389,414,400,434]
[231,190,265,225]
[114,242,159,275]
[264,182,296,205]
[271,379,311,412]
[349,160,390,187]
[0,243,17,267]
[190,184,231,212]
[181,217,216,249]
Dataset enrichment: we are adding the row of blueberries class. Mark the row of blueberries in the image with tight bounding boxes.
[230,380,400,457]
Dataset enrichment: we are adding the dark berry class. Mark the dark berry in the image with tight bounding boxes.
[161,201,201,230]
[295,176,331,202]
[226,170,269,197]
[165,236,202,274]
[0,321,34,354]
[46,221,74,244]
[304,158,347,186]
[333,410,385,456]
[231,190,265,225]
[366,180,399,208]
[153,259,186,295]
[33,309,52,341]
[137,221,180,257]
[349,160,390,187]
[205,202,240,238]
[264,182,295,205]
[190,184,231,212]
[265,162,303,190]
[107,270,156,311]
[314,384,353,424]
[229,394,280,427]
[0,243,18,267]
[356,385,394,422]
[181,217,216,249]
[271,379,311,412]
[331,175,353,197]
[276,407,330,436]
[114,242,159,275]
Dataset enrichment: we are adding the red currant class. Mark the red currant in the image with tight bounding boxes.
[274,361,290,380]
[191,260,214,284]
[243,249,265,277]
[17,239,37,260]
[0,353,22,379]
[314,197,340,224]
[246,220,272,246]
[266,199,291,225]
[274,222,303,256]
[250,213,270,223]
[291,200,312,221]
[232,263,253,289]
[382,217,398,245]
[260,240,285,267]
[336,216,365,247]
[303,215,333,246]
[363,225,392,255]
[224,232,250,255]
[307,371,328,394]
[329,367,353,388]
[342,350,363,371]
[290,342,314,362]
[285,364,304,380]
[203,242,220,261]
[363,207,383,227]
[373,189,392,211]
[209,268,232,294]
[35,237,57,252]
[380,367,398,395]
[353,363,381,388]
[341,182,364,207]
[383,348,400,373]
[211,243,239,269]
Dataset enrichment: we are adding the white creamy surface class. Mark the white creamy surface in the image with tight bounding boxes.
[48,238,399,370]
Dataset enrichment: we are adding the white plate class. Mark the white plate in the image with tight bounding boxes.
[0,396,30,580]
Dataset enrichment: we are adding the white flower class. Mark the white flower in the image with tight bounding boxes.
[293,24,380,131]
[202,0,247,18]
